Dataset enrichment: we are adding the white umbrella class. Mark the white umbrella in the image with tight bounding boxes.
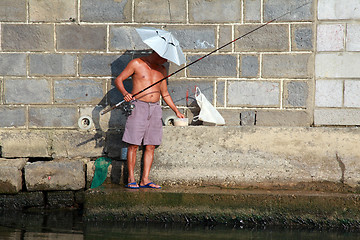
[136,27,186,66]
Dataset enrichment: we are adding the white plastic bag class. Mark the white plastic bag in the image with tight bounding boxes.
[194,87,225,125]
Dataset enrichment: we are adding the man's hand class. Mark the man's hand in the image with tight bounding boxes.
[124,93,134,102]
[176,112,185,118]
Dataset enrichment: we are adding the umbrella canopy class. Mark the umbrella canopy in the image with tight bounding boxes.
[136,27,186,66]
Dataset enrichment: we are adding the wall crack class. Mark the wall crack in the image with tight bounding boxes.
[336,152,345,184]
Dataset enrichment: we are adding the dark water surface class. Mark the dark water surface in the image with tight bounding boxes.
[0,210,359,240]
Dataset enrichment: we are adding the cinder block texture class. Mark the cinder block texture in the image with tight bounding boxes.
[0,107,26,128]
[104,130,128,159]
[292,25,313,51]
[240,111,256,126]
[318,0,360,20]
[346,24,360,51]
[29,107,78,128]
[79,54,132,77]
[216,109,240,126]
[264,0,313,22]
[189,0,241,23]
[0,0,26,22]
[135,0,186,23]
[317,24,345,51]
[51,131,104,158]
[79,106,127,131]
[0,158,28,193]
[54,79,104,104]
[24,160,85,191]
[218,26,232,52]
[2,24,54,51]
[344,80,360,108]
[167,61,185,78]
[284,81,309,108]
[104,84,131,107]
[165,80,214,106]
[0,54,26,76]
[315,80,342,107]
[0,130,121,158]
[81,0,132,22]
[216,80,225,107]
[167,26,216,51]
[227,81,280,107]
[29,0,76,22]
[187,55,237,77]
[240,55,259,77]
[4,79,51,104]
[1,0,359,130]
[29,54,76,76]
[262,54,313,78]
[244,0,261,22]
[110,26,148,51]
[235,25,288,52]
[0,131,51,157]
[256,110,311,126]
[106,109,129,129]
[316,53,360,78]
[56,25,106,51]
[314,109,360,126]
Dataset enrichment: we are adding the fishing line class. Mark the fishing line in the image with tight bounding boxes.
[101,1,311,115]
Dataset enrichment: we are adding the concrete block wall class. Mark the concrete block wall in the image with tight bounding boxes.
[0,0,316,131]
[315,0,360,126]
[0,0,359,131]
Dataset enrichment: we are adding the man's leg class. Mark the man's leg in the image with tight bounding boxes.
[140,145,161,188]
[127,144,139,187]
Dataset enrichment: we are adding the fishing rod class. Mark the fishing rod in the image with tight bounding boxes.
[101,1,311,115]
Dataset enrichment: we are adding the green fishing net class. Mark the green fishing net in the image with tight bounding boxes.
[90,157,112,189]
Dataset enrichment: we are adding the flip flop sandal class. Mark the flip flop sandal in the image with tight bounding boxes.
[125,182,139,189]
[139,182,161,189]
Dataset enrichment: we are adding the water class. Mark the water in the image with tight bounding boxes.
[0,210,359,240]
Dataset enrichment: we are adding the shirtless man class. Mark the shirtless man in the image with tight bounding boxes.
[114,51,185,189]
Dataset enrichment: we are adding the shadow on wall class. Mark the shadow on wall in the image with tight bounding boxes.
[86,50,181,184]
[87,50,147,159]
[76,49,215,184]
[81,49,215,152]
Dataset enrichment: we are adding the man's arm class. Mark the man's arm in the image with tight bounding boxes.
[160,80,185,118]
[114,60,137,102]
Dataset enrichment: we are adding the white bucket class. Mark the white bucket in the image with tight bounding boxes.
[174,118,188,127]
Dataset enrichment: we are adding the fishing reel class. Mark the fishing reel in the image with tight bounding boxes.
[120,101,135,116]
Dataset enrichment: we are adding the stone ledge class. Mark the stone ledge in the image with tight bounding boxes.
[0,156,121,194]
[0,158,28,193]
[24,160,86,191]
[1,127,360,188]
[83,184,360,230]
[0,191,44,210]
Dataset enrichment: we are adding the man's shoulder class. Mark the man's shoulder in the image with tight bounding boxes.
[130,57,146,66]
[124,58,142,70]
